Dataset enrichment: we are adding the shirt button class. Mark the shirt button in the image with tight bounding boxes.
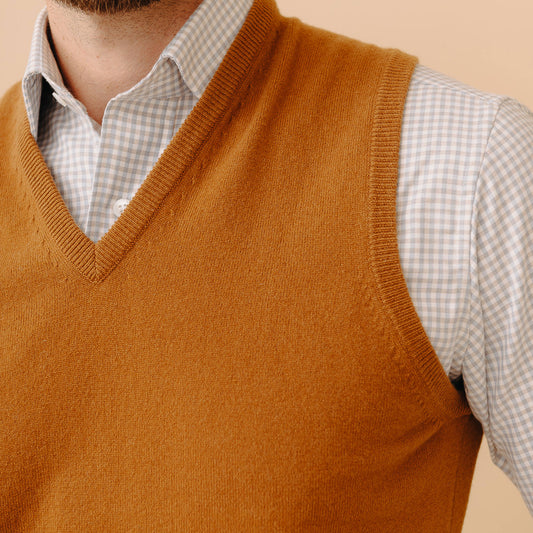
[113,198,129,217]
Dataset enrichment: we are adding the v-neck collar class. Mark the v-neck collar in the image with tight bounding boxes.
[15,0,278,284]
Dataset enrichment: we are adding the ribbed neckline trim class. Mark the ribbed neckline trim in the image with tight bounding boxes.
[368,50,471,419]
[16,0,278,283]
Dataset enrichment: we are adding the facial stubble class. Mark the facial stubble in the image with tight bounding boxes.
[50,0,164,14]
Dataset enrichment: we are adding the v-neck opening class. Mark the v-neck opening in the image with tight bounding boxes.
[16,0,278,284]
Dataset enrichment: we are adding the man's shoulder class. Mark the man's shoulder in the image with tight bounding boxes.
[409,64,503,105]
[407,63,532,126]
[403,64,533,149]
[399,63,533,207]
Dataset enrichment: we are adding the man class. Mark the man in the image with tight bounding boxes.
[0,0,531,530]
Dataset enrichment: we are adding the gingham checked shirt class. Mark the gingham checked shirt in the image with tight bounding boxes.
[22,0,533,515]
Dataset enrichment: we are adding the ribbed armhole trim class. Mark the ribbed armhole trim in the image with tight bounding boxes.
[369,50,472,419]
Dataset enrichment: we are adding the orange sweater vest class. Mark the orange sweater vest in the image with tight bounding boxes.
[0,0,482,530]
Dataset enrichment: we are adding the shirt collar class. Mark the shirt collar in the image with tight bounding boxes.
[22,0,254,139]
[163,0,254,98]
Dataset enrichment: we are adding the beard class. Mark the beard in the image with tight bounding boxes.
[51,0,164,14]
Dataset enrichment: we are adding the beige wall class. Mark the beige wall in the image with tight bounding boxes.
[1,0,532,530]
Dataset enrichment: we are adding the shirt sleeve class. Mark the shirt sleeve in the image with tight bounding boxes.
[462,97,533,515]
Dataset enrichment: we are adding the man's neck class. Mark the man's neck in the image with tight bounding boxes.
[45,0,203,124]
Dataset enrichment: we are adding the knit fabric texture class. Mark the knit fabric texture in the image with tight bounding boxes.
[0,0,482,530]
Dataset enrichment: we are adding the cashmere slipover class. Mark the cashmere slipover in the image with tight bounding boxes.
[0,0,482,530]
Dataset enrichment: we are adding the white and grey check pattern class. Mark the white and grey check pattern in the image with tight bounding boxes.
[21,0,533,516]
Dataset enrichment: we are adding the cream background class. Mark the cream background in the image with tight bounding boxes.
[1,0,532,530]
